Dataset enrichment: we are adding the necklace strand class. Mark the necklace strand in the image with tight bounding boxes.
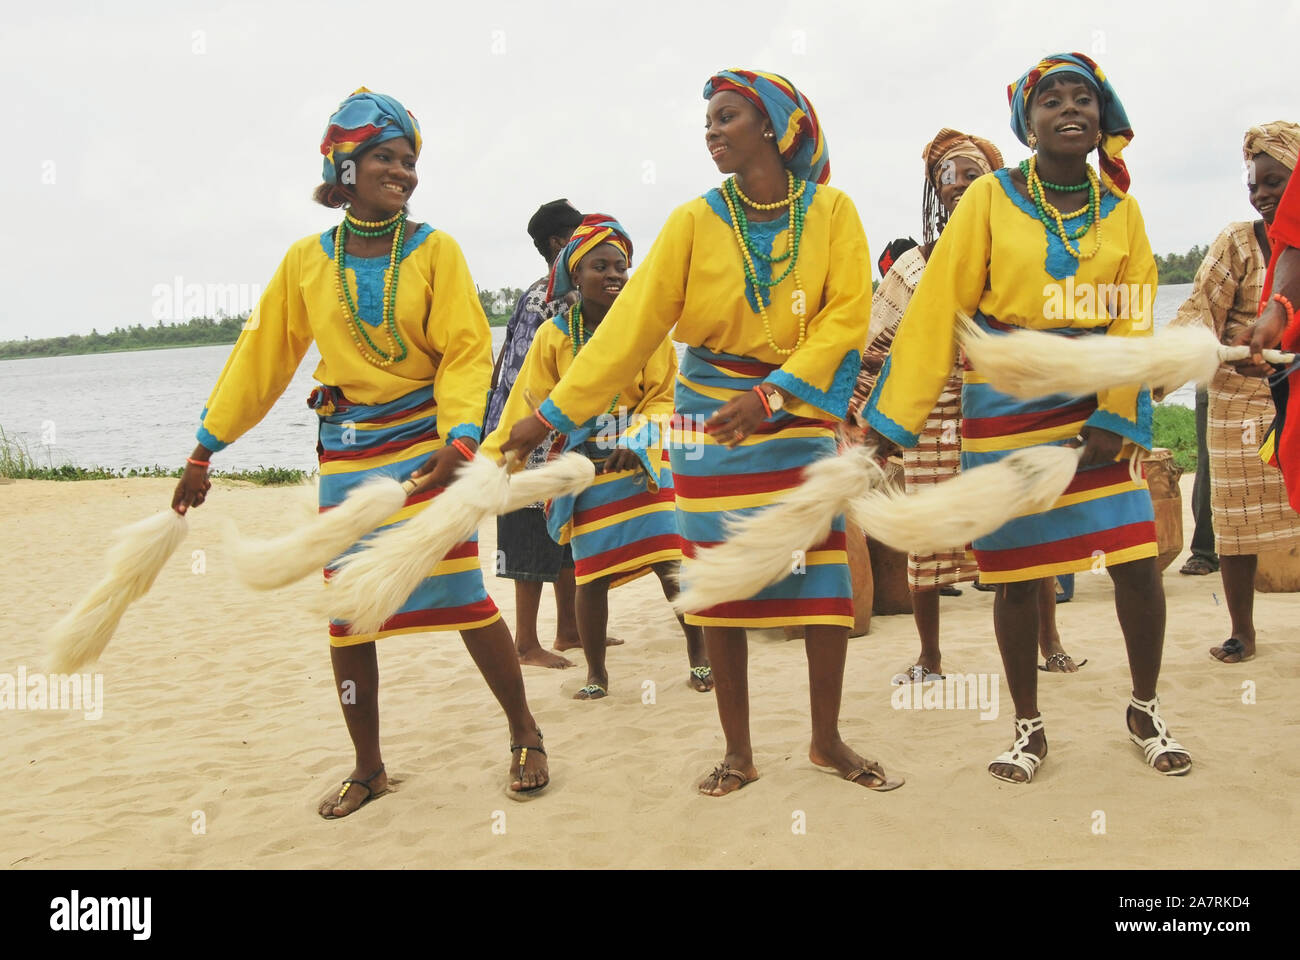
[567,304,619,414]
[335,214,410,367]
[722,170,808,356]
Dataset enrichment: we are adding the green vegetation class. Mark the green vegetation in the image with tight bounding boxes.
[1,316,250,361]
[478,286,526,326]
[1153,245,1209,285]
[0,424,309,484]
[1152,403,1197,473]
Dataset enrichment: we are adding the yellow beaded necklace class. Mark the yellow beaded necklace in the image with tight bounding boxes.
[1024,156,1104,261]
[721,170,808,357]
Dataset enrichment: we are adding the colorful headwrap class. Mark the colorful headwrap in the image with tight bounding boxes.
[1243,121,1300,172]
[703,69,830,184]
[1007,53,1134,196]
[919,128,1003,245]
[923,128,1004,188]
[320,87,423,185]
[547,214,633,300]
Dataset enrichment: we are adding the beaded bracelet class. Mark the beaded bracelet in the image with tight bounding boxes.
[1274,293,1296,325]
[535,409,555,431]
[186,457,211,468]
[752,385,773,418]
[450,438,476,461]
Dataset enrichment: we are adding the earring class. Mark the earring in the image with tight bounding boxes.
[1027,131,1038,149]
[764,130,775,140]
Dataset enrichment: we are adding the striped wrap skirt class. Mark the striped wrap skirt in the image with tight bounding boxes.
[312,384,500,645]
[546,438,682,587]
[671,346,853,628]
[1206,366,1300,556]
[962,314,1158,583]
[903,366,978,588]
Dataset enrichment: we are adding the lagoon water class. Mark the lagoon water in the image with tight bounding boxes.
[1,284,1196,472]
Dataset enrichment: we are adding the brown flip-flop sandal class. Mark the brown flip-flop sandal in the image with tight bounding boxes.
[507,730,549,800]
[841,759,905,792]
[321,764,386,820]
[700,762,758,796]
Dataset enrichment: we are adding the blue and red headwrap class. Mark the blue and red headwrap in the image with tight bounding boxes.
[320,87,422,185]
[1008,53,1133,196]
[704,69,830,185]
[547,215,633,300]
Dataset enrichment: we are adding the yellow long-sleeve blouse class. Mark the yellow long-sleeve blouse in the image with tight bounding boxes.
[480,312,678,482]
[197,224,493,451]
[534,182,871,433]
[864,170,1158,448]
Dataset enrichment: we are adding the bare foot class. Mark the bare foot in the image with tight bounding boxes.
[554,633,624,652]
[318,765,387,819]
[508,732,549,793]
[698,757,759,796]
[809,740,903,790]
[518,643,573,669]
[688,665,714,692]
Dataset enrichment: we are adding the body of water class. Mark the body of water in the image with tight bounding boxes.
[0,285,1196,472]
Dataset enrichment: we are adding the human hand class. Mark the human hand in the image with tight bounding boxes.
[1067,426,1122,468]
[500,414,553,460]
[409,440,475,494]
[171,461,211,514]
[602,448,641,474]
[704,389,767,448]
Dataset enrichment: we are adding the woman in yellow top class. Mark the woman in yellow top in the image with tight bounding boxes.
[498,70,902,796]
[481,215,710,700]
[864,54,1192,782]
[1171,121,1300,665]
[171,89,550,815]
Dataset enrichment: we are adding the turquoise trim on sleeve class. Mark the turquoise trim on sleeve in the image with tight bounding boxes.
[860,355,920,447]
[538,396,579,435]
[993,169,1121,281]
[766,349,860,420]
[445,422,481,443]
[196,408,229,453]
[1086,388,1153,449]
[617,416,660,481]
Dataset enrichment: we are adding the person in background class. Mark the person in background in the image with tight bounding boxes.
[1179,385,1220,576]
[484,199,607,669]
[1178,121,1300,663]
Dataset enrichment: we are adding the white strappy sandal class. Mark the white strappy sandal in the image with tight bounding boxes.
[1127,694,1192,776]
[988,715,1046,783]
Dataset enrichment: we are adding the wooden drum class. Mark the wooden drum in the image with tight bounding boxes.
[1144,447,1183,572]
[1256,545,1300,592]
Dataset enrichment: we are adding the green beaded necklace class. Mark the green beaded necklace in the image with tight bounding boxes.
[334,212,410,366]
[1019,160,1089,192]
[722,176,806,286]
[567,304,619,414]
[1019,158,1097,239]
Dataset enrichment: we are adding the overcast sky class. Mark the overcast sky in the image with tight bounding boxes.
[1,0,1295,341]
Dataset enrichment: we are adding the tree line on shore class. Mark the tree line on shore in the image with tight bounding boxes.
[1,247,1210,362]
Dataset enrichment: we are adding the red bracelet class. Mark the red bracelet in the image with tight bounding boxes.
[1274,293,1296,325]
[752,385,773,418]
[535,409,555,431]
[450,438,475,461]
[186,457,210,468]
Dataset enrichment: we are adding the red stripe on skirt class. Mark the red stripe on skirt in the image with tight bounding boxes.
[975,520,1157,572]
[695,596,853,620]
[364,395,439,424]
[961,400,1096,439]
[329,596,499,637]
[1063,460,1140,495]
[672,465,808,499]
[318,430,441,464]
[681,527,846,558]
[575,533,683,576]
[572,484,675,525]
